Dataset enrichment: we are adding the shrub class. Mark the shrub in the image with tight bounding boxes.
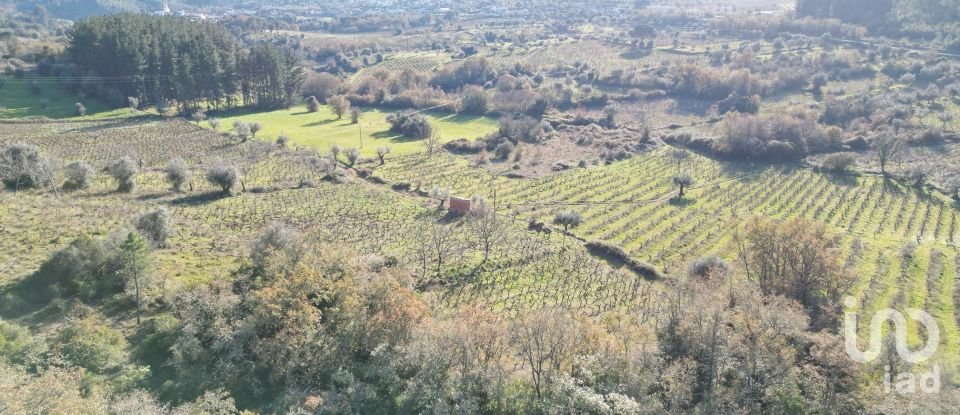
[0,143,52,189]
[305,96,320,112]
[494,141,515,160]
[0,319,47,368]
[459,86,489,115]
[386,112,433,139]
[688,255,729,278]
[206,164,241,194]
[302,72,341,102]
[135,208,173,248]
[346,148,360,166]
[208,118,221,131]
[74,102,86,116]
[164,159,191,192]
[276,134,290,148]
[584,241,661,280]
[250,222,302,271]
[429,57,496,92]
[52,317,128,373]
[63,161,94,190]
[108,156,138,193]
[821,153,856,173]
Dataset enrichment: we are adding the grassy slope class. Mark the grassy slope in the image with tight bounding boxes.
[0,81,124,119]
[208,105,498,157]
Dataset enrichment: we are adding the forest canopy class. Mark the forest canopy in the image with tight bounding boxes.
[66,14,304,112]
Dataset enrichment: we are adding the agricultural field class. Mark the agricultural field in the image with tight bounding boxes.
[368,148,960,369]
[5,1,960,412]
[0,115,647,318]
[347,51,452,88]
[208,105,499,157]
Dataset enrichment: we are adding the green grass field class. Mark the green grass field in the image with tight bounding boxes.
[0,81,121,119]
[208,105,498,157]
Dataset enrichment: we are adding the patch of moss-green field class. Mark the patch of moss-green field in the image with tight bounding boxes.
[0,81,121,119]
[209,105,498,157]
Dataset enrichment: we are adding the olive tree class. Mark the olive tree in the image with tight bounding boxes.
[553,211,581,233]
[63,160,94,190]
[164,159,192,192]
[430,187,450,208]
[135,207,173,248]
[0,143,52,190]
[376,146,392,165]
[233,121,251,142]
[108,156,139,193]
[345,148,361,167]
[673,173,693,198]
[329,95,351,119]
[191,111,206,125]
[553,211,581,248]
[206,163,242,195]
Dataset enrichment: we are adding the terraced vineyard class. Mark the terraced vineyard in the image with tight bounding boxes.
[369,149,960,363]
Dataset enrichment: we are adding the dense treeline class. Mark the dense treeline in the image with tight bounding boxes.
[66,14,304,112]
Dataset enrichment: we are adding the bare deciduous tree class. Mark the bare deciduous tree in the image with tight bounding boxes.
[509,307,582,399]
[873,133,902,176]
[469,197,505,262]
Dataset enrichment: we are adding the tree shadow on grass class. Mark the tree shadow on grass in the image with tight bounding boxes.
[372,130,423,144]
[881,176,906,195]
[826,172,859,187]
[137,192,170,201]
[302,118,341,127]
[0,262,129,326]
[669,197,696,207]
[166,191,228,206]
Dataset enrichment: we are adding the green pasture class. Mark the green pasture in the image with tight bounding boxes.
[0,80,122,119]
[208,105,498,157]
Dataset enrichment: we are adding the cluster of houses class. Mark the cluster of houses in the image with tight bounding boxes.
[150,3,212,21]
